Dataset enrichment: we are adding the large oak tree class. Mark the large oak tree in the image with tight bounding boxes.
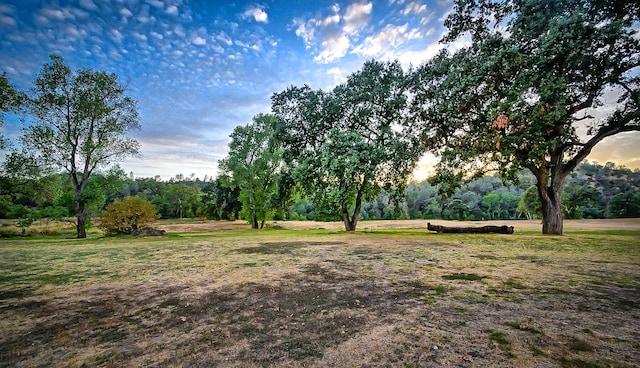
[272,60,422,231]
[21,55,140,238]
[413,0,639,234]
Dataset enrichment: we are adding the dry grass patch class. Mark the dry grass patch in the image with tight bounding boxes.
[0,221,638,367]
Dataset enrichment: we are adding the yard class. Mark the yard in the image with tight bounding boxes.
[1,219,639,367]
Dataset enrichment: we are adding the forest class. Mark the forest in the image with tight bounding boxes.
[1,160,638,235]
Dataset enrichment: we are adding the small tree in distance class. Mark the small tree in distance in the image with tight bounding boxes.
[100,196,159,235]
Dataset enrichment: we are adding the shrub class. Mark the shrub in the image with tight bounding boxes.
[100,196,159,235]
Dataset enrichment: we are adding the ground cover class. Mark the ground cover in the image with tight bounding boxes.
[0,219,638,367]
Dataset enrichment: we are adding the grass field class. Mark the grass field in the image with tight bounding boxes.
[1,219,639,367]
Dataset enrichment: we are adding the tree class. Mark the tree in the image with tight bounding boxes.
[272,60,422,231]
[200,176,241,220]
[562,182,602,219]
[517,185,542,220]
[0,72,23,149]
[18,55,140,238]
[166,183,200,218]
[99,196,159,235]
[607,192,640,218]
[219,114,282,229]
[481,193,502,220]
[413,0,640,234]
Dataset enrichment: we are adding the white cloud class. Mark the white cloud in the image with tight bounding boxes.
[352,24,421,58]
[192,36,206,45]
[0,14,16,27]
[403,1,427,15]
[79,0,99,11]
[166,5,178,15]
[216,31,233,46]
[39,7,67,21]
[150,31,164,40]
[243,6,268,23]
[119,7,133,18]
[327,66,348,84]
[132,32,148,43]
[315,34,351,63]
[174,25,186,38]
[146,0,165,9]
[110,29,124,44]
[0,4,18,27]
[343,2,372,35]
[293,2,373,63]
[394,40,444,66]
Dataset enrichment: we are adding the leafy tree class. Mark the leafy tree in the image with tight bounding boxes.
[607,192,640,218]
[562,182,602,219]
[413,0,640,234]
[99,196,159,235]
[17,55,140,238]
[446,198,469,220]
[500,191,522,219]
[272,60,422,231]
[219,114,282,229]
[166,183,200,218]
[517,185,542,220]
[200,176,241,220]
[0,72,23,149]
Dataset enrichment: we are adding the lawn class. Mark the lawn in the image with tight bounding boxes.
[0,219,639,367]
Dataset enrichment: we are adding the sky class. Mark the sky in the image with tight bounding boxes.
[0,0,638,181]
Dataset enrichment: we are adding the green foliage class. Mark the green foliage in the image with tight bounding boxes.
[99,196,159,235]
[200,177,241,220]
[166,183,200,218]
[272,60,423,231]
[7,204,31,220]
[15,55,140,238]
[218,114,282,229]
[607,192,640,218]
[413,0,640,234]
[563,182,602,219]
[518,186,542,220]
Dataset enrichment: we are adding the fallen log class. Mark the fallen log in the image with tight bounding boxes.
[427,223,514,234]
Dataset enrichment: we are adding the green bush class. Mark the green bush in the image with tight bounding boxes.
[99,196,159,235]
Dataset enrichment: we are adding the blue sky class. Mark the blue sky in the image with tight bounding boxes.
[1,0,638,180]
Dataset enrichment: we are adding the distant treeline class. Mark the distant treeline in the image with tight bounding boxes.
[2,161,638,224]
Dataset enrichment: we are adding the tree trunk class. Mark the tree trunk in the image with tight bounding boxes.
[76,212,88,238]
[342,203,356,231]
[75,188,88,238]
[538,183,564,235]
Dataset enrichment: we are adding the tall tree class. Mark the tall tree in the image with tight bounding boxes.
[272,60,422,231]
[0,72,23,149]
[219,114,282,229]
[413,0,640,234]
[20,55,140,238]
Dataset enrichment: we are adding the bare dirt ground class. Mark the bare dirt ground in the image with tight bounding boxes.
[0,219,638,367]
